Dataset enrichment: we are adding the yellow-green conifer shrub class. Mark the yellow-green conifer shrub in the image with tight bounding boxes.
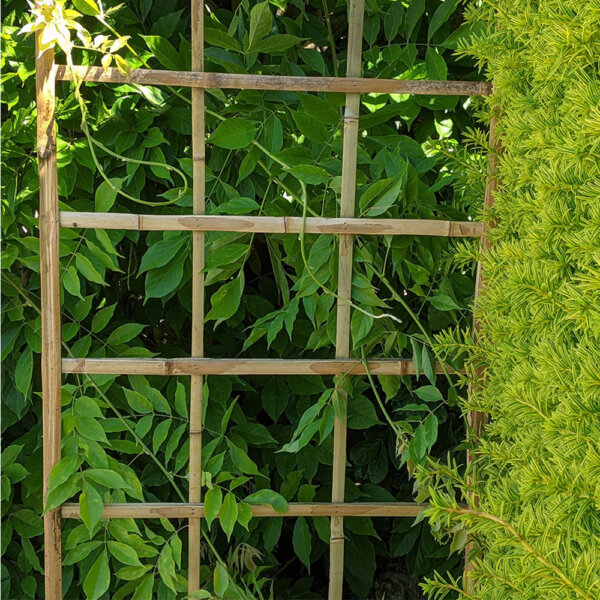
[419,1,600,599]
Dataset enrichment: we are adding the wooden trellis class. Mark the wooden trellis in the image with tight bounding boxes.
[35,0,496,598]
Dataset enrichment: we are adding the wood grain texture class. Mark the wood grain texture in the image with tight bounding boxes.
[61,502,426,519]
[188,0,205,592]
[61,357,458,376]
[59,212,484,237]
[36,29,62,600]
[330,2,365,597]
[55,65,492,96]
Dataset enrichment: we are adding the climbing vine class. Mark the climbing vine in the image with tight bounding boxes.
[2,0,488,598]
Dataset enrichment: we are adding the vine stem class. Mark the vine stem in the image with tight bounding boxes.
[297,180,403,326]
[360,348,402,435]
[370,263,456,388]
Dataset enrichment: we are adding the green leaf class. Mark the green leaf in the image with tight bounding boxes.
[85,468,129,489]
[125,389,153,414]
[424,413,439,450]
[141,35,182,70]
[132,574,155,600]
[291,111,329,143]
[428,0,460,41]
[214,197,260,215]
[414,385,443,403]
[83,549,110,600]
[237,502,252,530]
[63,541,103,566]
[75,416,109,443]
[209,119,258,149]
[139,235,187,275]
[248,2,272,50]
[204,486,223,529]
[405,0,425,39]
[91,303,117,333]
[205,27,242,52]
[425,48,447,80]
[307,235,334,271]
[411,424,428,461]
[143,127,168,148]
[12,509,43,538]
[48,454,78,491]
[249,34,301,54]
[157,544,176,592]
[152,419,171,454]
[145,254,185,300]
[76,254,105,285]
[108,541,142,566]
[205,274,244,323]
[219,492,238,541]
[245,489,288,513]
[292,517,311,571]
[348,395,381,429]
[299,94,339,125]
[351,309,374,346]
[107,323,145,345]
[422,346,435,384]
[205,243,249,270]
[72,0,100,16]
[213,563,229,597]
[359,177,404,216]
[430,294,460,311]
[385,1,405,41]
[80,482,103,536]
[63,265,82,298]
[95,178,123,212]
[174,382,188,418]
[15,347,33,395]
[288,164,329,185]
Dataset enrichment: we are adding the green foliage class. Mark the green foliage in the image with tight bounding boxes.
[2,0,486,598]
[420,1,600,599]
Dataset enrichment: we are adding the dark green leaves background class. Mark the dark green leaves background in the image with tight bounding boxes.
[2,0,486,598]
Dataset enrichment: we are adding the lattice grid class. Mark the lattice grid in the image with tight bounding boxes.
[34,1,495,598]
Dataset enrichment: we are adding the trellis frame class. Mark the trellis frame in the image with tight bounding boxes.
[35,1,495,598]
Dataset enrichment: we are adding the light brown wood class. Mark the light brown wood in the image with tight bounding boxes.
[36,27,62,600]
[59,212,484,237]
[465,114,500,591]
[62,357,458,376]
[61,502,426,519]
[330,2,365,597]
[54,65,492,96]
[188,0,205,593]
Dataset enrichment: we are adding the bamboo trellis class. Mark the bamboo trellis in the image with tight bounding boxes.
[35,1,496,598]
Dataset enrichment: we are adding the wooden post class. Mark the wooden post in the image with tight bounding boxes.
[329,1,365,598]
[36,30,62,600]
[465,114,499,592]
[189,0,205,593]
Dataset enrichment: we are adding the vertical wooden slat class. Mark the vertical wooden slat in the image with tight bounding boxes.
[329,1,365,598]
[189,0,205,593]
[465,114,499,591]
[36,30,62,600]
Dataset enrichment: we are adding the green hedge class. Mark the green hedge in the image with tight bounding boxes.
[2,1,487,598]
[422,1,600,599]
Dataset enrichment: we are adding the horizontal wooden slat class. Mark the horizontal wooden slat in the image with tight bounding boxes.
[55,65,492,96]
[62,357,457,376]
[61,502,425,519]
[60,212,483,237]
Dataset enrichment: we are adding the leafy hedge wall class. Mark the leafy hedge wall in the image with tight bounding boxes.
[2,1,487,598]
[422,1,600,599]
